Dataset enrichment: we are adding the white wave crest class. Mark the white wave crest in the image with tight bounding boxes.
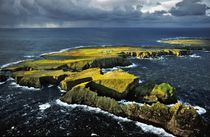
[102,63,137,73]
[143,56,166,61]
[176,100,207,115]
[1,59,31,68]
[139,80,144,84]
[0,77,15,85]
[204,51,210,53]
[57,86,66,93]
[56,99,174,137]
[9,82,40,91]
[39,103,51,112]
[123,63,138,68]
[40,45,112,56]
[0,82,5,85]
[40,48,72,56]
[24,55,35,58]
[192,106,207,115]
[135,122,174,137]
[91,133,98,136]
[118,100,145,106]
[158,37,196,41]
[189,54,201,58]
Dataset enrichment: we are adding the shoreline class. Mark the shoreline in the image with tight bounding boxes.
[0,40,209,137]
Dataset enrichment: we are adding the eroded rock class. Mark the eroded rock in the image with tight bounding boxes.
[60,68,102,91]
[13,70,71,88]
[88,69,139,99]
[130,82,177,104]
[61,86,205,137]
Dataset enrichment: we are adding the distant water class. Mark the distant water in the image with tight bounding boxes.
[0,28,210,136]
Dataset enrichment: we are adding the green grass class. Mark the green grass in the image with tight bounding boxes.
[159,38,210,47]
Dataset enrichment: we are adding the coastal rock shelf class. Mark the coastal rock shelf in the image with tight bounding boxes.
[159,38,210,51]
[0,46,206,137]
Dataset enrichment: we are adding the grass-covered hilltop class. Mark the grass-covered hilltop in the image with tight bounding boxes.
[1,38,210,137]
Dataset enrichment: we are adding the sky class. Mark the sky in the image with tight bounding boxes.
[0,0,210,28]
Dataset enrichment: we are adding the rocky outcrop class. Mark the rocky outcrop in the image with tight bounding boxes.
[89,57,131,68]
[0,73,8,82]
[88,69,139,100]
[12,70,71,88]
[130,82,177,104]
[122,49,190,59]
[61,85,126,115]
[1,46,206,137]
[61,86,205,137]
[64,57,132,71]
[60,68,139,99]
[149,83,177,104]
[60,68,102,91]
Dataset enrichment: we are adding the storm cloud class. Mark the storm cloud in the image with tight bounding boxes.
[0,0,209,27]
[170,0,209,16]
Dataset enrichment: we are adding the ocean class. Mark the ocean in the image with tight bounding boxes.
[0,28,210,136]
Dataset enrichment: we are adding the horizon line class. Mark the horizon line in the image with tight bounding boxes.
[0,26,210,29]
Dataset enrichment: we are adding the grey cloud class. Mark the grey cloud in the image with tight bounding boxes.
[0,0,143,26]
[170,0,209,16]
[0,0,209,27]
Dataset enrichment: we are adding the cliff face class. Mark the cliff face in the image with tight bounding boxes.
[60,85,205,137]
[12,70,72,88]
[131,83,177,104]
[121,49,190,59]
[0,46,204,137]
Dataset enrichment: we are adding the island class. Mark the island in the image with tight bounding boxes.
[1,41,209,137]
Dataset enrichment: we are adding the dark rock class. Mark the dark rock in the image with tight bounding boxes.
[0,73,8,82]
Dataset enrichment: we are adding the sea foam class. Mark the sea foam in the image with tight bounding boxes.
[192,106,207,115]
[102,63,137,73]
[9,82,40,91]
[39,103,51,112]
[177,100,207,115]
[57,86,66,93]
[40,45,111,56]
[189,54,201,58]
[1,59,32,68]
[56,99,174,137]
[23,55,35,58]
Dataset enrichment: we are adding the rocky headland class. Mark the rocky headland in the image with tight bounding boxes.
[0,44,208,137]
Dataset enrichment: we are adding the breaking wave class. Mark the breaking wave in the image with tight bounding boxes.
[9,82,40,91]
[23,55,35,58]
[40,45,112,56]
[189,54,201,58]
[102,63,137,73]
[0,59,32,69]
[39,103,51,112]
[177,100,207,115]
[56,99,174,137]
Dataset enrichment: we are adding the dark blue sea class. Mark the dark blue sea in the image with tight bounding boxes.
[0,28,210,136]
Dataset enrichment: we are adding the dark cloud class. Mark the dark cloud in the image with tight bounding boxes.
[170,0,209,16]
[0,0,209,27]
